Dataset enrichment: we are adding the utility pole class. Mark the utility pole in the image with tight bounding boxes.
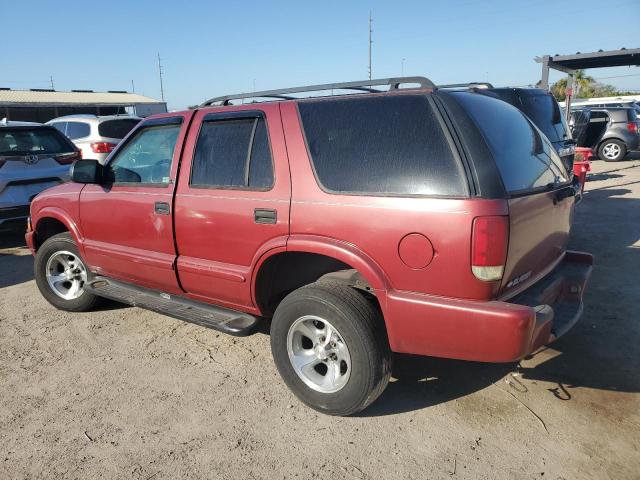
[401,58,406,76]
[157,53,165,101]
[50,76,55,90]
[131,79,135,92]
[368,11,373,80]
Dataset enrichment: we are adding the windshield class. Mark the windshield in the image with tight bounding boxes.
[0,127,75,156]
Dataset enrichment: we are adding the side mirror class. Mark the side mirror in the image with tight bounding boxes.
[71,159,103,184]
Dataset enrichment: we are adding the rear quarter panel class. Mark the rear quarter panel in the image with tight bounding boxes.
[280,101,507,301]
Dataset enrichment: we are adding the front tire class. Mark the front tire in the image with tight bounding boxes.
[598,139,626,162]
[270,281,391,416]
[34,232,101,312]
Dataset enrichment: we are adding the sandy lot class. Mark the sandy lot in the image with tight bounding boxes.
[1,159,639,480]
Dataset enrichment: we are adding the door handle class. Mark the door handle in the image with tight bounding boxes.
[254,208,277,224]
[155,202,170,215]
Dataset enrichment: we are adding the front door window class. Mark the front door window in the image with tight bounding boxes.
[108,124,180,185]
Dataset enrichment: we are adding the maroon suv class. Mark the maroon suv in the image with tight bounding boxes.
[26,77,592,415]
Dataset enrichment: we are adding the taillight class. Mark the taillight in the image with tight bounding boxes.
[55,151,82,165]
[471,216,509,281]
[627,122,638,134]
[91,142,117,154]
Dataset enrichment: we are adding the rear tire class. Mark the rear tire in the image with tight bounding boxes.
[34,232,101,312]
[598,139,626,162]
[270,281,391,416]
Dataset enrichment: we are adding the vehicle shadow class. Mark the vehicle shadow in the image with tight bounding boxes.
[0,224,33,288]
[360,182,640,417]
[0,223,27,249]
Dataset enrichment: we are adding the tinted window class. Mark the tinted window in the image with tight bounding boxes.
[519,93,567,143]
[0,127,75,155]
[298,95,465,196]
[248,119,274,188]
[107,124,180,185]
[50,122,67,135]
[451,92,569,194]
[190,117,274,189]
[65,121,90,139]
[98,119,140,139]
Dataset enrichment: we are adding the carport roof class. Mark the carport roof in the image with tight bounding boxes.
[538,48,640,71]
[0,89,163,107]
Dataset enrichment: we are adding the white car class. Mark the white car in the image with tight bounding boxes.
[0,119,78,225]
[46,114,141,164]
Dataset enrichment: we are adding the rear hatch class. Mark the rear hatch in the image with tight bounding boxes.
[480,88,575,173]
[444,91,574,297]
[0,126,79,198]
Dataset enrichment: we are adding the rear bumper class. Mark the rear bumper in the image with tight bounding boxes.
[384,251,593,362]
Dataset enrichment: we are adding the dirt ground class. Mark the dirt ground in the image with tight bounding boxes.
[1,158,639,480]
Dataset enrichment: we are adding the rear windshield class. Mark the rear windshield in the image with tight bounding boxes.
[450,92,569,195]
[297,95,466,196]
[98,119,140,139]
[518,93,569,143]
[0,127,75,156]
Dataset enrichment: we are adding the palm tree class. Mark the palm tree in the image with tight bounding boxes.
[573,70,595,97]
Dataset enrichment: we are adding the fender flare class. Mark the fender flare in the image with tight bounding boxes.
[33,207,85,255]
[250,234,390,307]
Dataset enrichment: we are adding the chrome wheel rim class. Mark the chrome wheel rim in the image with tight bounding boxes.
[45,250,88,300]
[286,315,351,393]
[603,143,621,159]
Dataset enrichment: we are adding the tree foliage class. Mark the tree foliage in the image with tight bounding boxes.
[550,70,621,101]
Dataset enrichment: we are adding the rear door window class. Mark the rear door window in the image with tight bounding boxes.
[65,121,90,139]
[298,95,466,196]
[450,92,569,195]
[98,119,140,139]
[190,116,274,190]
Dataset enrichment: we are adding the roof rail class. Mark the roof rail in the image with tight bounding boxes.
[437,82,494,89]
[201,76,436,106]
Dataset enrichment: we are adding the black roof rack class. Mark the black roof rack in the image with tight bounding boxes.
[437,82,494,89]
[201,76,436,106]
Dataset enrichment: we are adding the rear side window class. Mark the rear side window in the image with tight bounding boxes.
[50,122,67,135]
[298,95,466,196]
[0,128,75,155]
[190,117,274,190]
[450,92,569,195]
[65,121,90,139]
[98,119,140,139]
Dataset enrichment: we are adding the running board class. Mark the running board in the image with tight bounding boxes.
[85,277,259,336]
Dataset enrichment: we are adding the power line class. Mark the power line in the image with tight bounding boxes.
[593,73,640,80]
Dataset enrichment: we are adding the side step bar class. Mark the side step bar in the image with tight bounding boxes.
[85,277,259,336]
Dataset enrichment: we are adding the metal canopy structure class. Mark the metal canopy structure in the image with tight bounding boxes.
[536,48,640,90]
[535,48,640,120]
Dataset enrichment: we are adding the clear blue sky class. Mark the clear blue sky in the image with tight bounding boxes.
[3,0,639,110]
